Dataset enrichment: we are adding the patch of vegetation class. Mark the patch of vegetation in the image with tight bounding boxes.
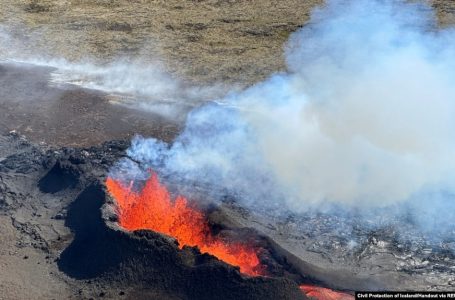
[24,1,50,13]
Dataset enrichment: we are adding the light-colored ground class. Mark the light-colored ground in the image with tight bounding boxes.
[0,215,73,300]
[1,1,454,85]
[0,0,322,85]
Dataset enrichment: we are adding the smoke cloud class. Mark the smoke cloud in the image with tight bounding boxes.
[45,59,225,119]
[117,0,455,235]
[0,25,225,120]
[3,1,454,235]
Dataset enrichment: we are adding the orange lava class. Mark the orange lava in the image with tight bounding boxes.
[300,285,354,300]
[106,172,264,276]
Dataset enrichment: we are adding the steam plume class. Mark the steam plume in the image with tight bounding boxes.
[0,25,224,120]
[119,0,455,233]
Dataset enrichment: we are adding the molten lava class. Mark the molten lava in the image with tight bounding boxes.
[106,172,264,276]
[106,172,354,299]
[300,285,354,300]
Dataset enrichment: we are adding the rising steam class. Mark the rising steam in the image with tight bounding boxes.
[116,0,455,233]
[3,0,454,234]
[0,25,224,120]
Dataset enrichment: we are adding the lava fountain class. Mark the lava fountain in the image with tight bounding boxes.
[106,171,264,276]
[300,285,354,300]
[106,171,354,300]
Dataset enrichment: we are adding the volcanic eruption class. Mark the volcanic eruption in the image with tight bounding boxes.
[106,171,355,300]
[106,171,264,276]
[1,0,455,298]
[98,0,455,297]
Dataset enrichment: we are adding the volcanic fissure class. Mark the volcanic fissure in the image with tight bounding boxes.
[105,171,354,300]
[106,171,265,277]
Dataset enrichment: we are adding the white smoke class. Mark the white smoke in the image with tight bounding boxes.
[242,0,455,207]
[4,0,454,233]
[43,59,225,119]
[121,0,455,225]
[0,25,226,120]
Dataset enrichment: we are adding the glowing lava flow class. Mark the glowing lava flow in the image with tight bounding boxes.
[106,172,354,299]
[106,172,264,276]
[300,285,354,300]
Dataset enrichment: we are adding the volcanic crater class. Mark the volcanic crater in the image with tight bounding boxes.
[0,132,356,299]
[2,125,455,299]
[61,181,308,299]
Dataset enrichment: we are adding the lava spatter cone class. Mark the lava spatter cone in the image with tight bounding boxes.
[105,170,354,300]
[106,171,265,276]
